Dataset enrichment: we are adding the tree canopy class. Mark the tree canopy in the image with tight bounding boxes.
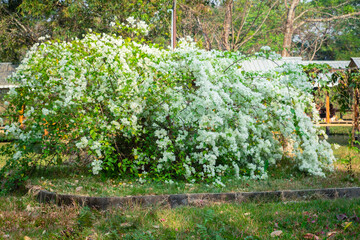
[0,0,359,62]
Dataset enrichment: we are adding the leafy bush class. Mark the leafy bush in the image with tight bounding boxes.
[0,21,335,186]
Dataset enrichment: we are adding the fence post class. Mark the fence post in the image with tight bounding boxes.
[326,91,330,135]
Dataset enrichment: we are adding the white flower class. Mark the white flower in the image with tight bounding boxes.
[42,108,49,116]
[260,46,271,51]
[4,29,335,183]
[91,159,103,174]
[13,151,22,160]
[126,16,136,25]
[75,137,89,149]
[165,179,174,184]
[111,121,121,130]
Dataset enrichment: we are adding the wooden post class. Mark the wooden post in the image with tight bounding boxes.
[325,91,330,135]
[172,0,177,50]
[326,91,330,124]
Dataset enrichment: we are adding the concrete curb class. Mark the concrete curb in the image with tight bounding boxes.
[32,187,360,210]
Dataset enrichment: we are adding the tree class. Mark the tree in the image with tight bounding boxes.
[316,17,360,60]
[0,0,37,61]
[178,0,281,51]
[282,0,360,57]
[293,21,335,60]
[0,0,171,63]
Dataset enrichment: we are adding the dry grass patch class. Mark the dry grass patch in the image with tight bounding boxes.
[0,195,80,239]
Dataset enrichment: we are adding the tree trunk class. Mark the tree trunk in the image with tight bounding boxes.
[282,0,300,57]
[222,0,233,51]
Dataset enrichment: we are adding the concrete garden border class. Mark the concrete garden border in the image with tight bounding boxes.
[32,187,360,210]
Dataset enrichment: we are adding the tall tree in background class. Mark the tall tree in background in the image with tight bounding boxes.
[0,0,37,61]
[178,0,281,51]
[1,0,359,62]
[282,0,360,57]
[316,5,360,60]
[292,21,335,60]
[0,0,170,63]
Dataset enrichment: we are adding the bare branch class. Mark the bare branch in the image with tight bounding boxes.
[284,0,290,9]
[235,0,268,48]
[234,1,251,46]
[295,11,360,29]
[294,9,312,22]
[196,16,212,50]
[294,0,351,22]
[236,0,279,49]
[2,7,37,42]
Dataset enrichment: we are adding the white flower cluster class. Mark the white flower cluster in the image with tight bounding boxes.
[125,16,149,35]
[4,31,335,183]
[38,35,51,41]
[91,159,103,175]
[260,46,271,51]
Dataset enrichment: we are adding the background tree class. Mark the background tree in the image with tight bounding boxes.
[316,18,360,60]
[0,0,36,62]
[0,0,171,63]
[292,21,335,60]
[178,0,281,51]
[1,0,359,62]
[281,0,360,57]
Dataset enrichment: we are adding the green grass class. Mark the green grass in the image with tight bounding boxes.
[1,194,360,239]
[1,139,360,239]
[319,126,352,135]
[0,142,8,168]
[1,140,359,197]
[22,144,359,197]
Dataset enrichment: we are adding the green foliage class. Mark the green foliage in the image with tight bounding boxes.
[1,0,359,63]
[315,0,360,60]
[0,0,171,63]
[0,143,31,194]
[332,69,360,113]
[302,63,332,87]
[77,206,97,229]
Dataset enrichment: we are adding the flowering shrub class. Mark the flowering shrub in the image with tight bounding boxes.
[1,23,335,184]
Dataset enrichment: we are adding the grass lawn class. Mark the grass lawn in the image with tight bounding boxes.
[0,140,359,197]
[1,137,359,197]
[22,144,359,197]
[1,194,360,239]
[1,138,360,239]
[319,126,352,135]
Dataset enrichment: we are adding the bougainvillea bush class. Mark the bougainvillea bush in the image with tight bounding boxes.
[0,24,335,185]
